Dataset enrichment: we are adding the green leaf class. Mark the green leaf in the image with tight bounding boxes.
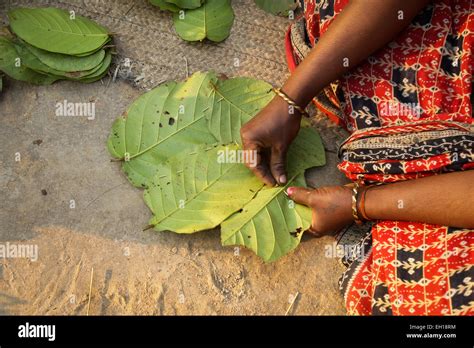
[166,0,203,10]
[144,144,264,233]
[22,41,106,72]
[286,126,326,174]
[206,77,274,144]
[106,71,327,262]
[77,50,112,83]
[0,36,59,85]
[8,7,110,55]
[173,0,234,42]
[149,0,180,12]
[13,41,110,80]
[221,173,311,262]
[70,37,112,57]
[219,126,325,262]
[107,71,219,188]
[254,0,298,16]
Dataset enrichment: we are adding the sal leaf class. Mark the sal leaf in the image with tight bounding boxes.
[0,36,59,85]
[8,7,110,55]
[107,71,219,188]
[221,173,311,262]
[173,0,234,42]
[144,144,264,233]
[206,77,275,144]
[22,41,106,73]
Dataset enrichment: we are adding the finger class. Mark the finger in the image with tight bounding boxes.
[270,146,288,185]
[286,186,313,206]
[242,141,276,187]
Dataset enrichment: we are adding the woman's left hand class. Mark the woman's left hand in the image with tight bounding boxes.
[286,185,354,236]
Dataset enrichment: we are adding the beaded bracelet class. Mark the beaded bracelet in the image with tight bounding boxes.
[273,88,310,118]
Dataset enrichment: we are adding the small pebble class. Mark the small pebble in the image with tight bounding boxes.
[171,247,177,254]
[41,189,47,196]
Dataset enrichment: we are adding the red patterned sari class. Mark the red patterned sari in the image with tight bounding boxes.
[286,0,474,315]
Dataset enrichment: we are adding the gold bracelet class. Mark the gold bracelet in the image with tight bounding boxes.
[273,88,309,118]
[351,182,364,225]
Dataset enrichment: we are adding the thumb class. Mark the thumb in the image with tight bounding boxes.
[286,186,313,206]
[270,146,288,185]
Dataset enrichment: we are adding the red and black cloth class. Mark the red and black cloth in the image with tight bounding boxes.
[286,0,474,315]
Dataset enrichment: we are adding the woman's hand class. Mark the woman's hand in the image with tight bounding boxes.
[287,185,354,236]
[240,96,302,187]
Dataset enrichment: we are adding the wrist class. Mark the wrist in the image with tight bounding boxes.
[280,83,311,109]
[364,184,385,220]
[276,86,309,117]
[337,185,355,225]
[270,94,303,121]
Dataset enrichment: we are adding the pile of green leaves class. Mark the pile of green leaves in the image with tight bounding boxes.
[149,0,234,42]
[107,71,325,262]
[0,7,113,86]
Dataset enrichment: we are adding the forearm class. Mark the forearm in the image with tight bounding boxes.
[365,171,474,228]
[282,0,430,107]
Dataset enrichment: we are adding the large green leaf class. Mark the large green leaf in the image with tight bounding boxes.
[107,71,219,188]
[8,7,110,55]
[166,0,203,9]
[173,0,234,42]
[22,41,106,72]
[107,71,327,262]
[144,144,264,233]
[220,125,325,262]
[0,36,59,85]
[254,0,298,16]
[206,77,274,144]
[286,126,326,173]
[149,0,180,12]
[221,173,311,262]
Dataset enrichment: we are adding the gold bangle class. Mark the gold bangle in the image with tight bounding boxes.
[356,185,373,222]
[273,88,309,118]
[351,182,364,225]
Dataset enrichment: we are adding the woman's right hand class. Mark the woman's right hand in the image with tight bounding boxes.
[240,95,302,187]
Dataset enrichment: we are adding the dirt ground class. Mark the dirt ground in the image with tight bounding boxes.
[0,0,350,315]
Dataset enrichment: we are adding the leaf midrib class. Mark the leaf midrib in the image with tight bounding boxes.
[15,10,108,38]
[221,173,300,243]
[152,149,257,226]
[211,83,258,118]
[126,77,212,160]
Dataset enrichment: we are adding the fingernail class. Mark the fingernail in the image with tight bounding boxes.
[286,187,296,196]
[279,175,287,185]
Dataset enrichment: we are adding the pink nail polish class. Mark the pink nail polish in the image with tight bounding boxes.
[286,187,295,196]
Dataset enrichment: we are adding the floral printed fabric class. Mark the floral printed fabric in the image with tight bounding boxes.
[292,0,474,315]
